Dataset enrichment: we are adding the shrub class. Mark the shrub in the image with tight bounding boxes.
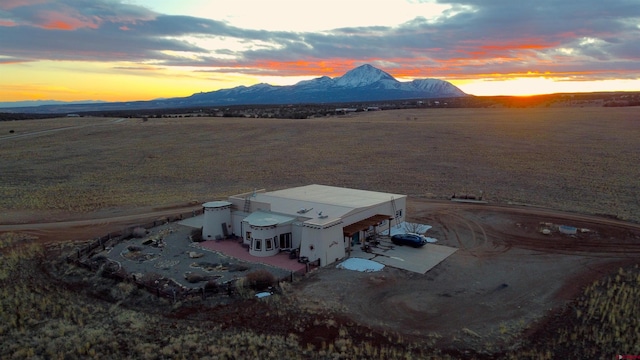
[244,269,276,291]
[204,280,219,294]
[132,227,147,238]
[184,273,207,283]
[127,245,142,252]
[110,282,137,301]
[190,228,203,242]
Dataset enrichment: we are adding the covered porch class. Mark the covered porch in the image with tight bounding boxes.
[343,214,393,247]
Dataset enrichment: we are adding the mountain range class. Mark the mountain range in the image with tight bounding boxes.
[0,100,106,109]
[1,64,466,113]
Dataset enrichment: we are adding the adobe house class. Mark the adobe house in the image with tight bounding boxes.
[202,184,406,266]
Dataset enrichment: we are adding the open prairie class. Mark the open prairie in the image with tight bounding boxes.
[1,107,639,359]
[1,107,639,223]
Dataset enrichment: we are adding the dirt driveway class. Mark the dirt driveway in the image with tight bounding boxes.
[292,199,640,350]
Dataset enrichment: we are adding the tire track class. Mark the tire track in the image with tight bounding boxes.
[414,199,640,258]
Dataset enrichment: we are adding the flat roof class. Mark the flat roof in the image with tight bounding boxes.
[255,184,406,218]
[236,185,406,225]
[263,184,405,207]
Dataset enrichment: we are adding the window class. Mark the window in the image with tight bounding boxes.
[274,236,279,248]
[254,239,261,251]
[266,238,273,250]
[395,209,403,218]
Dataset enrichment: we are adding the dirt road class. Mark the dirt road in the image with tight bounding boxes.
[0,204,201,243]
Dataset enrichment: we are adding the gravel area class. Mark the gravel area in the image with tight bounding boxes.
[99,223,292,288]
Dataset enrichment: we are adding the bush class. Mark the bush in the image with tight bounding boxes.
[132,227,147,238]
[204,280,219,294]
[184,272,207,283]
[244,269,276,291]
[190,227,203,242]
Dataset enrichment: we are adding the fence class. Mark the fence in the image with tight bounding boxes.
[66,207,315,302]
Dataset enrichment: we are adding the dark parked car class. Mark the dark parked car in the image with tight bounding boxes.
[391,233,428,247]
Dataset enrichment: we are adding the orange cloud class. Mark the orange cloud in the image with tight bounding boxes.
[251,59,388,78]
[42,20,73,30]
[0,0,48,11]
[253,57,491,83]
[479,43,551,51]
[37,10,99,30]
[0,19,17,26]
[211,58,458,81]
[0,58,32,64]
[445,37,561,61]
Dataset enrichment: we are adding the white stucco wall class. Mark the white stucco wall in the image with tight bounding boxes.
[299,224,345,266]
[248,226,279,257]
[231,212,246,239]
[292,222,304,249]
[202,203,232,240]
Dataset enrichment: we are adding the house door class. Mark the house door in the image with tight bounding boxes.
[352,232,360,245]
[279,233,291,249]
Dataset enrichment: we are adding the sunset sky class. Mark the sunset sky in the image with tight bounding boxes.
[1,0,639,102]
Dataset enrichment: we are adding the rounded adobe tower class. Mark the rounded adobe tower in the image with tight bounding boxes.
[202,201,232,240]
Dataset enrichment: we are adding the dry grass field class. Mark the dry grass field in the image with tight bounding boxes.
[1,107,639,222]
[1,107,639,359]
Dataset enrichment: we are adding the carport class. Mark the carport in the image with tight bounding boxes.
[343,214,393,248]
[343,214,393,237]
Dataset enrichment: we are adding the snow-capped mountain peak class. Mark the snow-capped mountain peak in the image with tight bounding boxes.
[14,64,467,112]
[296,76,333,88]
[334,64,398,88]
